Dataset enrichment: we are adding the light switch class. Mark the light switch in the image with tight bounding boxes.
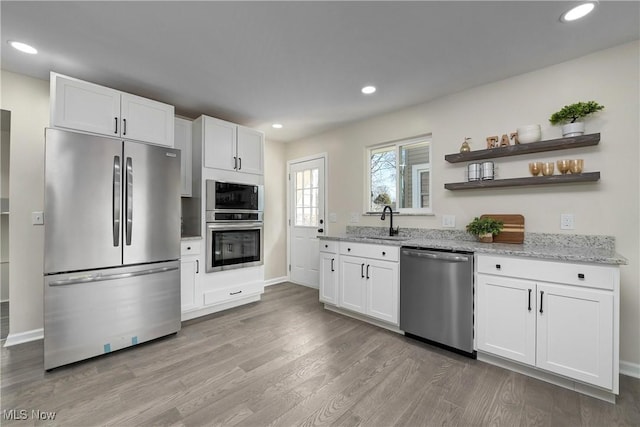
[560,213,575,230]
[442,215,456,228]
[329,213,338,223]
[32,211,44,225]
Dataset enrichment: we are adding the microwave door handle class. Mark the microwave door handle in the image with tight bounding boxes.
[125,157,133,246]
[112,155,121,247]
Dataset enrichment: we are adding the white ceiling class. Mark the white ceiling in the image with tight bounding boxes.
[2,1,639,143]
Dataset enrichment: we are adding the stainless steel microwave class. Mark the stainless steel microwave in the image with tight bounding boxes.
[206,180,264,222]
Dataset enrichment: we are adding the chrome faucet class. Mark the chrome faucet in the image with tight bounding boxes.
[380,205,399,236]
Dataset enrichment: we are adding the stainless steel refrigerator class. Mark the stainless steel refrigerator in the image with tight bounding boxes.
[43,128,181,370]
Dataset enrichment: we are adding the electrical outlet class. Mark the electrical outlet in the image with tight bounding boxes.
[442,215,456,228]
[349,212,360,223]
[329,213,338,223]
[560,213,575,230]
[32,211,44,225]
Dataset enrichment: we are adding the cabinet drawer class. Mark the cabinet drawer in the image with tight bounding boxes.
[203,282,263,306]
[477,255,616,291]
[339,242,399,262]
[320,240,338,254]
[181,241,201,256]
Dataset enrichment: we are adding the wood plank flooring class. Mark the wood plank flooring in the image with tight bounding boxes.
[1,283,639,426]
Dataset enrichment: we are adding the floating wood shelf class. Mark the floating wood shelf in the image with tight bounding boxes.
[444,133,600,163]
[444,172,600,190]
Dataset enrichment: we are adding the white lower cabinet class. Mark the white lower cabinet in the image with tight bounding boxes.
[319,242,339,305]
[180,241,201,313]
[321,241,399,326]
[476,254,618,392]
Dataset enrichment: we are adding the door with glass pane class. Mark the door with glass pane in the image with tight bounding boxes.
[289,157,325,287]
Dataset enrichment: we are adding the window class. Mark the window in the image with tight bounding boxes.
[294,167,319,226]
[367,135,432,214]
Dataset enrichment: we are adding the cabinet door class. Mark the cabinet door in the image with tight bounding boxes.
[236,126,264,175]
[174,117,193,197]
[339,256,366,314]
[319,253,338,305]
[120,93,175,147]
[536,282,613,389]
[476,274,536,366]
[366,260,399,324]
[52,74,121,137]
[203,117,237,171]
[180,257,200,312]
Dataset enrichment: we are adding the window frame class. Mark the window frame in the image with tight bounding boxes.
[365,134,433,215]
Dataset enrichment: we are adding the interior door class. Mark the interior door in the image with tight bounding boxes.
[44,128,123,273]
[122,141,181,265]
[289,157,325,287]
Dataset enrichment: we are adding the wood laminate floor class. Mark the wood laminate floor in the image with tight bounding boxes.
[1,283,639,426]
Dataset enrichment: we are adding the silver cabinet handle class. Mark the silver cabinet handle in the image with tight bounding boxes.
[49,266,178,286]
[196,260,199,274]
[112,155,121,247]
[125,157,133,246]
[238,157,242,170]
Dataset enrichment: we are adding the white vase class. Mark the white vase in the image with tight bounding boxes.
[561,122,585,137]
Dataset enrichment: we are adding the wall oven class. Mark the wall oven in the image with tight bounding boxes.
[205,180,264,272]
[206,222,263,272]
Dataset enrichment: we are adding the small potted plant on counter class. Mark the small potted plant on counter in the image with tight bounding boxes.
[549,100,604,137]
[466,217,504,243]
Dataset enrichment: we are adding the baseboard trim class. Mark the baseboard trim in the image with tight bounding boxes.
[288,280,319,290]
[620,360,640,379]
[4,328,44,347]
[264,276,289,287]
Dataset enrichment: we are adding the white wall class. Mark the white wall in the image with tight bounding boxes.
[1,71,49,336]
[264,139,287,280]
[285,41,640,367]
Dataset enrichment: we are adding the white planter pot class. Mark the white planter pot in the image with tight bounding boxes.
[561,122,585,137]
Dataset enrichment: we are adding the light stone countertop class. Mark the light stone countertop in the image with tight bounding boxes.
[181,235,202,241]
[320,233,628,266]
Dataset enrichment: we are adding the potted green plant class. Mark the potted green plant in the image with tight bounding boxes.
[549,101,604,137]
[466,217,504,243]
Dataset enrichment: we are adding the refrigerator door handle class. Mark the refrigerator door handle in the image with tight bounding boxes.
[49,266,179,286]
[112,155,121,247]
[125,156,133,246]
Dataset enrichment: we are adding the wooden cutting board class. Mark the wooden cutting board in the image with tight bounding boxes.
[480,214,525,244]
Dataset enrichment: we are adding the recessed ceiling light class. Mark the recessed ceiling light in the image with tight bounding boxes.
[560,2,596,22]
[272,123,283,129]
[9,41,38,54]
[361,86,376,95]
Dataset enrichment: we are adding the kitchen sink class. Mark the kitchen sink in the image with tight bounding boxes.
[359,236,407,241]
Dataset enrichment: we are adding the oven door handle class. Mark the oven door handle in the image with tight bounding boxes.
[207,222,263,230]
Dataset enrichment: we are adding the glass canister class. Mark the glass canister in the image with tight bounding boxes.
[468,163,481,182]
[481,161,495,180]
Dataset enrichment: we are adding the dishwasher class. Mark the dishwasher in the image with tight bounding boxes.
[400,247,475,358]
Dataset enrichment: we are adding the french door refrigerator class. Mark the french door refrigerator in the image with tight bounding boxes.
[44,128,181,370]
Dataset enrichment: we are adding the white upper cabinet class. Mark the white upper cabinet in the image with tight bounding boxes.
[51,72,175,147]
[52,74,121,136]
[236,126,264,175]
[120,93,174,147]
[174,117,193,197]
[203,116,236,171]
[202,116,264,176]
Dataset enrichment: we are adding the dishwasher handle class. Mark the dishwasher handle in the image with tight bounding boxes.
[401,249,470,263]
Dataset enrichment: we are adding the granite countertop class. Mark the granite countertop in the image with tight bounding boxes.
[320,232,628,266]
[181,235,202,241]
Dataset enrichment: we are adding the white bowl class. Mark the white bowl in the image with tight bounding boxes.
[517,124,541,133]
[518,131,542,143]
